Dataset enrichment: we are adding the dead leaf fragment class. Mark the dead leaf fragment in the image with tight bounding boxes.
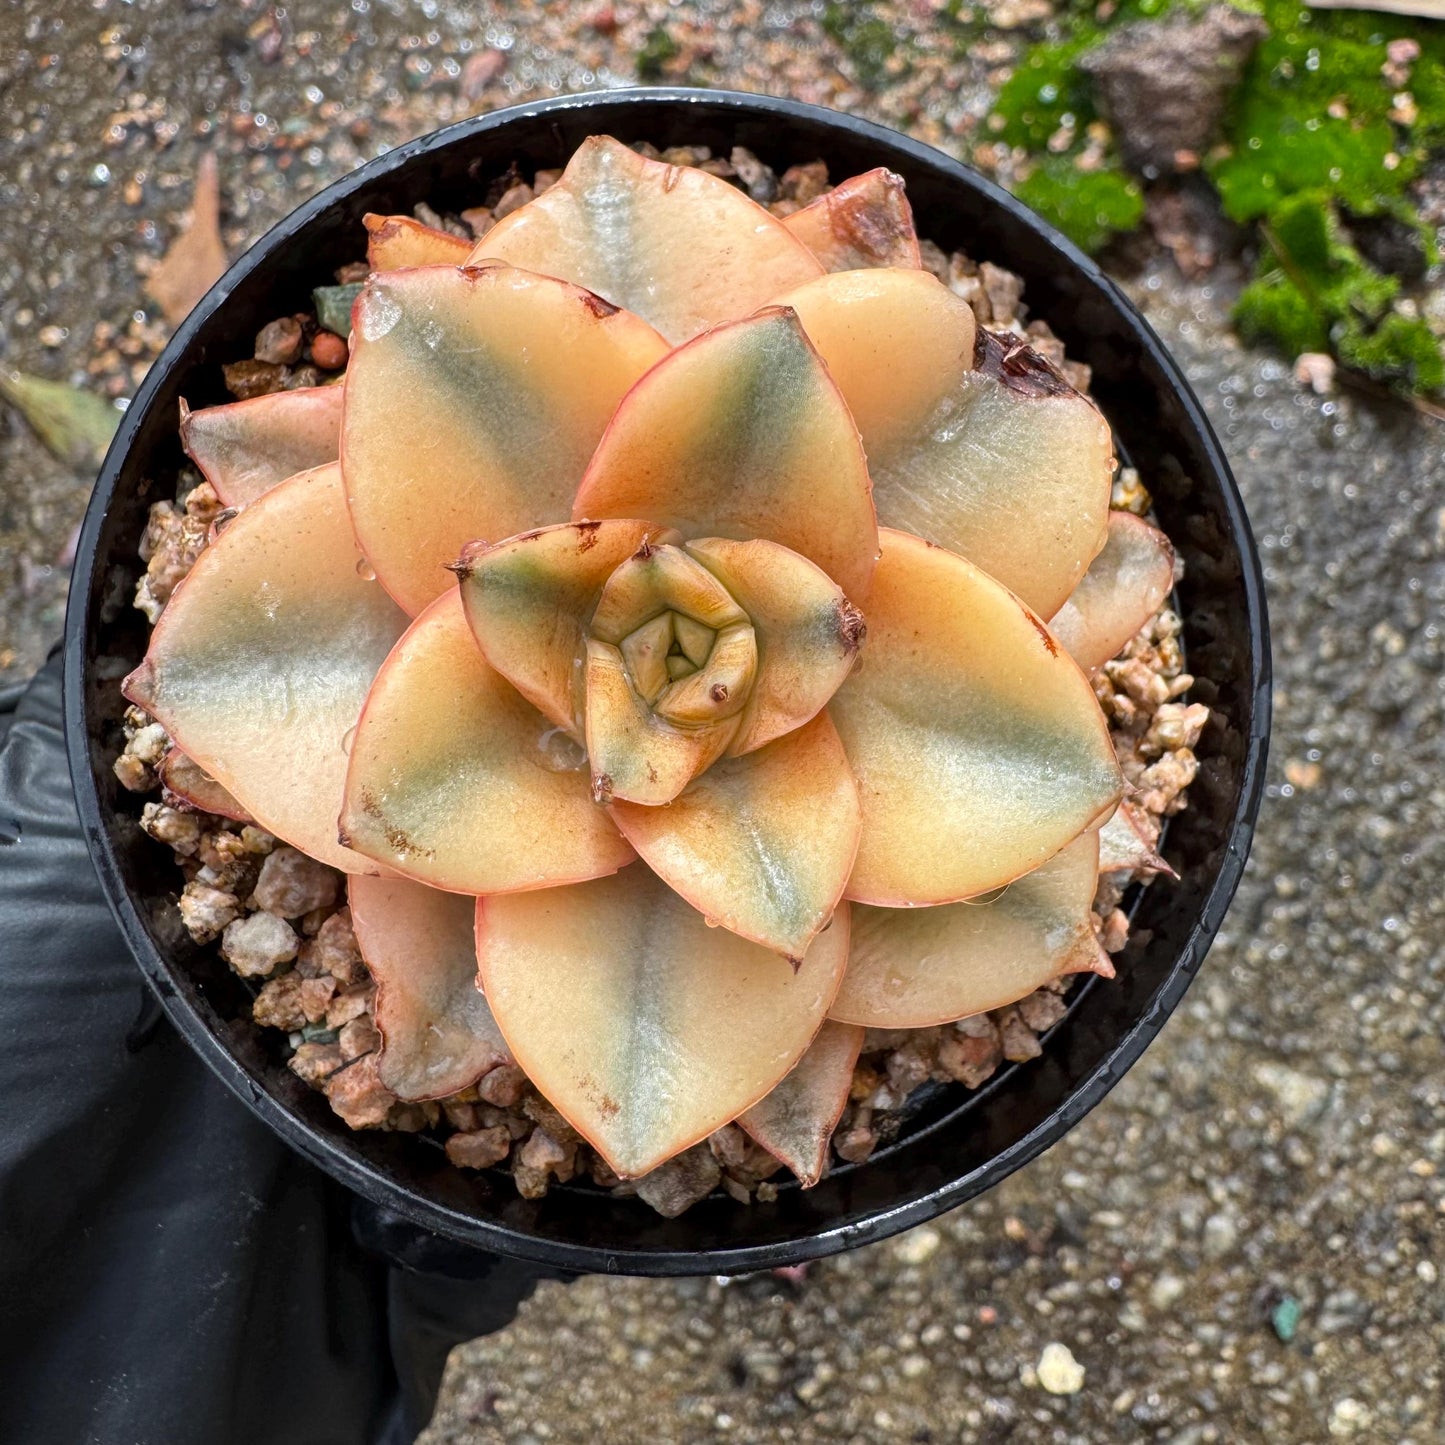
[146,151,228,326]
[0,369,119,470]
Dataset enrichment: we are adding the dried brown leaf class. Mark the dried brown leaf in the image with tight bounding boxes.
[146,152,228,326]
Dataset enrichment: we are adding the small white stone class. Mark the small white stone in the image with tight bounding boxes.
[1149,1273,1187,1310]
[1328,1398,1371,1437]
[221,910,299,978]
[1035,1341,1085,1395]
[893,1225,941,1265]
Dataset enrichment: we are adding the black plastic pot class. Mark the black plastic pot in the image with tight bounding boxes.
[64,89,1270,1276]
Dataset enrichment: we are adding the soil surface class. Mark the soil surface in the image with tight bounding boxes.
[3,3,1441,1442]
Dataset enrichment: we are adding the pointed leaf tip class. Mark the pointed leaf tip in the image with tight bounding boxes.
[738,1019,864,1186]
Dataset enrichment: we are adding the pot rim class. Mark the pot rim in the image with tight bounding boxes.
[64,86,1271,1275]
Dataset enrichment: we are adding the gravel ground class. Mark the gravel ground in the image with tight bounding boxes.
[3,2,1442,1441]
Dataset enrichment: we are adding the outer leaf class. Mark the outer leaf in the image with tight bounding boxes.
[364,213,471,270]
[1098,801,1176,878]
[685,536,865,755]
[122,467,407,872]
[776,268,973,455]
[343,263,669,616]
[468,134,823,344]
[783,272,1113,616]
[737,1020,864,1186]
[340,591,634,893]
[584,640,738,807]
[350,874,510,1101]
[1048,512,1176,671]
[610,713,861,960]
[830,834,1107,1028]
[157,748,251,822]
[829,529,1122,906]
[476,867,851,1177]
[782,168,922,272]
[573,308,878,599]
[456,519,662,734]
[180,389,344,507]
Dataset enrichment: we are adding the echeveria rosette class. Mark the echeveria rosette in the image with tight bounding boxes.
[125,134,1180,1183]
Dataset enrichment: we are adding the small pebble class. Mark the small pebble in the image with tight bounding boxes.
[309,329,348,370]
[1035,1342,1085,1395]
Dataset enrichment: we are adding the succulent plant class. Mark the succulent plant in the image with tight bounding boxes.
[125,136,1181,1183]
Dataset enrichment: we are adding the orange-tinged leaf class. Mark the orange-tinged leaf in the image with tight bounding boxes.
[468,135,823,344]
[685,536,865,755]
[829,529,1122,906]
[340,591,634,893]
[343,263,669,616]
[782,168,921,272]
[1049,512,1176,671]
[777,267,973,456]
[574,308,878,599]
[584,639,738,807]
[157,748,251,821]
[146,151,228,326]
[457,519,662,734]
[831,833,1103,1028]
[122,467,407,872]
[180,390,344,507]
[737,1019,864,1186]
[476,867,851,1177]
[350,874,511,1100]
[611,713,861,959]
[784,274,1113,616]
[364,212,472,270]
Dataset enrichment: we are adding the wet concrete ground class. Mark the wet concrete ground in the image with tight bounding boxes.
[3,3,1441,1441]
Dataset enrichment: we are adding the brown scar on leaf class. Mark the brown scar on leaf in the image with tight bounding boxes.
[1026,610,1059,657]
[837,599,867,654]
[208,508,239,544]
[973,329,1074,399]
[826,172,912,263]
[359,787,435,860]
[579,290,620,319]
[363,215,403,243]
[591,772,614,805]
